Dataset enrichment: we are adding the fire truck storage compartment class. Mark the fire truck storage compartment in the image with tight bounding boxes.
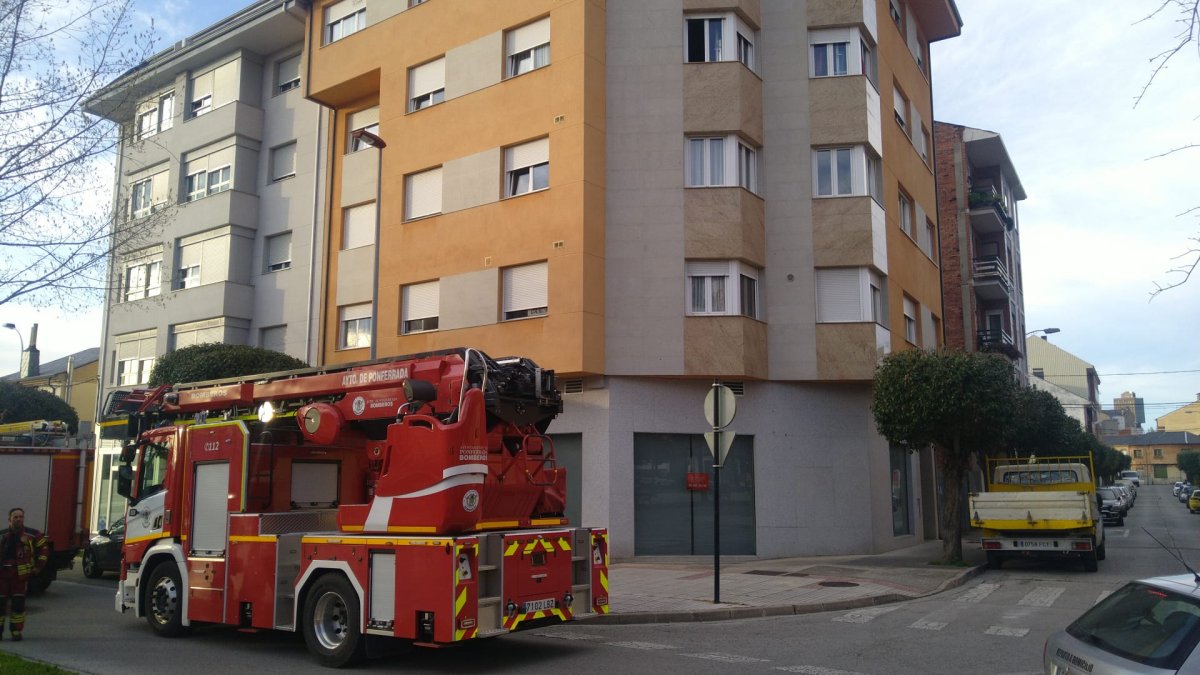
[0,454,51,532]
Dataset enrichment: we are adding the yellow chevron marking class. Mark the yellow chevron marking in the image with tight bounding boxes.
[557,538,572,552]
[505,541,520,556]
[600,570,609,593]
[455,586,468,615]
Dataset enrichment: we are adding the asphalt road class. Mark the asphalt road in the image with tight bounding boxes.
[3,484,1196,674]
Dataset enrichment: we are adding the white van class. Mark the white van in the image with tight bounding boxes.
[1119,470,1140,487]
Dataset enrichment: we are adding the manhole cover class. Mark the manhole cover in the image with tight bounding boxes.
[818,581,859,588]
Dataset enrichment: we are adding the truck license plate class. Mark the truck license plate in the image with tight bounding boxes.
[523,598,556,613]
[1014,540,1055,548]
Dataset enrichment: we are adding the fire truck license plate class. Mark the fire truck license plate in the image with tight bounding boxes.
[1014,540,1055,548]
[523,598,556,613]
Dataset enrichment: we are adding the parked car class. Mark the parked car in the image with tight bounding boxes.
[1096,487,1126,526]
[1181,485,1194,503]
[81,516,124,578]
[1190,490,1200,514]
[1114,478,1138,502]
[1119,469,1141,487]
[1174,481,1185,496]
[1111,485,1134,511]
[1044,574,1200,674]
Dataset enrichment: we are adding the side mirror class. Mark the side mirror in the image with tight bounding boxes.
[116,464,137,505]
[119,440,138,464]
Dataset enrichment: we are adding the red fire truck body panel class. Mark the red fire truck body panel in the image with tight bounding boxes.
[111,349,609,666]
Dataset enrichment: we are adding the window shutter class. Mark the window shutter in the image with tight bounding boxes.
[921,308,936,349]
[272,143,296,180]
[278,55,300,85]
[341,303,371,321]
[403,281,439,321]
[503,262,548,313]
[686,261,730,278]
[151,170,169,205]
[343,203,375,249]
[178,242,201,269]
[326,0,361,23]
[507,17,550,55]
[405,168,442,219]
[506,138,549,171]
[410,58,445,99]
[212,61,237,108]
[267,233,291,267]
[892,86,907,126]
[190,70,214,105]
[815,268,863,322]
[903,296,916,321]
[348,106,379,131]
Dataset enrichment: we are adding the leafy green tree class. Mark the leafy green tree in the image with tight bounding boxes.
[1090,438,1129,484]
[1009,388,1080,457]
[148,343,307,387]
[1178,451,1200,483]
[872,349,1018,563]
[0,381,79,433]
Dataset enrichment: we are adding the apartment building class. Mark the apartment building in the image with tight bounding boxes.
[82,0,327,532]
[1104,431,1199,484]
[1027,337,1102,434]
[301,0,960,557]
[933,122,1029,381]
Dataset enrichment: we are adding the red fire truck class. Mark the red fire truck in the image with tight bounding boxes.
[109,348,608,667]
[0,420,91,593]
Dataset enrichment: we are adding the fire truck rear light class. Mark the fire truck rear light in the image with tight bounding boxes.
[1072,542,1092,551]
[982,541,1002,550]
[459,618,475,629]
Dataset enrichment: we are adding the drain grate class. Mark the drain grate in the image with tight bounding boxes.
[818,581,859,588]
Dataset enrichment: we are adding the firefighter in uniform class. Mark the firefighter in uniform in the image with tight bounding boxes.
[0,507,49,641]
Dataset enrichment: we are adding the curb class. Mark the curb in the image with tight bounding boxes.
[585,564,987,626]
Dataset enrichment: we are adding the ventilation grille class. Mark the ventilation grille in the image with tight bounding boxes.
[561,378,585,394]
[726,381,745,396]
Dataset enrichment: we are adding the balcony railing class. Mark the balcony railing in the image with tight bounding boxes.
[967,185,1014,231]
[972,255,1012,300]
[977,328,1020,359]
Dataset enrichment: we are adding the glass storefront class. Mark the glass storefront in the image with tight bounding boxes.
[634,433,755,555]
[890,444,911,536]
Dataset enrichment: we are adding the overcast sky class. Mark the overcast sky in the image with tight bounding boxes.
[4,0,1195,429]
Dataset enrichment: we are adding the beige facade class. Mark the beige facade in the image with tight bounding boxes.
[294,0,963,558]
[1158,398,1200,434]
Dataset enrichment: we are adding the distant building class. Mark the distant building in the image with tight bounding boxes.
[0,325,100,432]
[1103,430,1200,485]
[1027,337,1100,434]
[1158,394,1200,435]
[933,122,1028,383]
[1113,391,1146,429]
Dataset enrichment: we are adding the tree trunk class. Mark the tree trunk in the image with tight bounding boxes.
[937,444,965,563]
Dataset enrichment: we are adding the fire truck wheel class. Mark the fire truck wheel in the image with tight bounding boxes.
[146,560,189,637]
[303,574,366,668]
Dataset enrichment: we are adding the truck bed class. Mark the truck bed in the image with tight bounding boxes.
[970,490,1095,531]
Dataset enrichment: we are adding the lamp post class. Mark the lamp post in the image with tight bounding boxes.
[1026,327,1060,337]
[2,322,23,374]
[350,129,386,360]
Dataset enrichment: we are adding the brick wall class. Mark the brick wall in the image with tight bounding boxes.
[933,121,972,351]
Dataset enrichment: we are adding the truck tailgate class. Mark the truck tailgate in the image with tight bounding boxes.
[970,491,1094,530]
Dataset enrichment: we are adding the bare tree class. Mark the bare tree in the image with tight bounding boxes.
[1138,0,1200,299]
[0,0,158,308]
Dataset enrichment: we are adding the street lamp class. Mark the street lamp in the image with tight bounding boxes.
[2,322,23,373]
[350,129,386,360]
[1026,327,1061,337]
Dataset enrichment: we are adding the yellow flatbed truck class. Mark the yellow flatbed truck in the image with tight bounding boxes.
[969,456,1105,572]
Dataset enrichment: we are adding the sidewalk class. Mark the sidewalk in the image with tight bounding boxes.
[589,537,987,625]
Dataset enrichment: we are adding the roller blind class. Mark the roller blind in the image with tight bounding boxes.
[409,58,445,98]
[686,261,731,278]
[892,86,907,127]
[341,303,371,321]
[403,281,439,321]
[267,233,291,268]
[343,203,375,249]
[405,167,442,219]
[506,138,549,171]
[815,268,863,322]
[348,106,379,131]
[277,55,300,86]
[326,0,362,23]
[212,61,237,108]
[178,242,202,268]
[271,143,297,181]
[503,262,547,313]
[507,17,550,55]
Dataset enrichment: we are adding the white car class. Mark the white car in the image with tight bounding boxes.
[1044,574,1200,674]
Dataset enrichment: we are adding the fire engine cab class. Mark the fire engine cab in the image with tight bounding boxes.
[109,348,608,667]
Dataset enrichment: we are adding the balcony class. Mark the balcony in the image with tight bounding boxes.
[972,255,1012,300]
[967,186,1013,233]
[977,328,1020,359]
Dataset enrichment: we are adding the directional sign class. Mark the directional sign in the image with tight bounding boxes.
[703,385,737,429]
[704,430,735,466]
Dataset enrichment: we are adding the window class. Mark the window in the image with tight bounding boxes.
[737,143,758,192]
[893,84,909,134]
[130,178,153,218]
[889,0,903,30]
[347,107,379,153]
[687,135,759,192]
[815,148,852,196]
[506,17,550,78]
[405,167,442,220]
[1154,448,1164,459]
[401,281,439,333]
[175,239,202,290]
[177,263,200,290]
[812,146,879,200]
[343,202,376,249]
[171,319,225,349]
[183,147,235,202]
[686,16,724,62]
[1032,367,1045,379]
[325,0,366,44]
[815,267,886,324]
[737,30,754,69]
[861,39,878,87]
[188,60,235,119]
[685,13,757,69]
[270,142,297,182]
[338,304,372,349]
[505,138,549,197]
[924,218,938,261]
[409,0,427,6]
[903,296,917,344]
[408,58,445,111]
[898,190,914,237]
[1134,449,1143,458]
[812,41,848,77]
[276,54,301,94]
[114,332,156,386]
[260,325,287,352]
[191,95,212,117]
[685,261,760,318]
[123,257,161,302]
[135,92,174,139]
[265,232,292,272]
[502,262,548,320]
